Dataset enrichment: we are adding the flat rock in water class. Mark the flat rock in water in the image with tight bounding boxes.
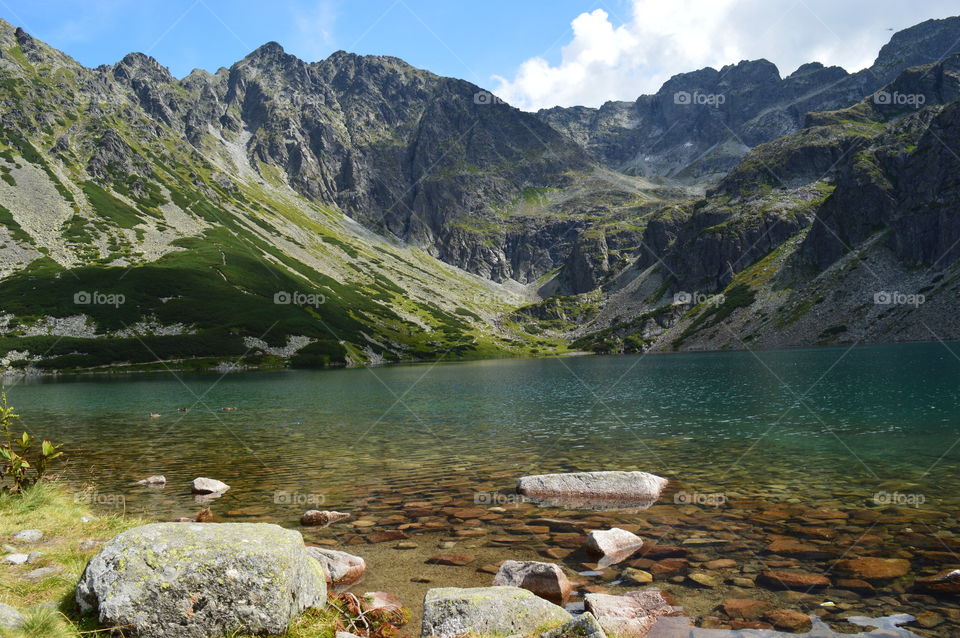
[517,471,668,509]
[191,477,230,494]
[541,611,607,638]
[585,528,644,566]
[137,475,166,486]
[76,522,325,638]
[584,589,681,638]
[0,602,24,630]
[492,560,572,605]
[306,547,366,587]
[421,586,571,638]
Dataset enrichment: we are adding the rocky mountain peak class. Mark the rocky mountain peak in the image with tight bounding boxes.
[871,16,960,84]
[113,52,173,83]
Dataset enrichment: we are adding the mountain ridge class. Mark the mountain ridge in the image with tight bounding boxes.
[1,16,959,372]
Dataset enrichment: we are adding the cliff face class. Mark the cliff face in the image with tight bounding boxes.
[537,16,960,183]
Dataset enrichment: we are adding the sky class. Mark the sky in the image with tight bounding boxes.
[1,0,958,111]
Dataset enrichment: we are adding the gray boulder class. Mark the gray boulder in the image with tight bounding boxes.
[421,586,571,638]
[76,522,326,638]
[12,529,42,543]
[517,471,668,509]
[0,603,24,630]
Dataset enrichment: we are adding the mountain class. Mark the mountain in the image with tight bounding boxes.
[1,17,959,372]
[562,53,960,353]
[537,16,960,183]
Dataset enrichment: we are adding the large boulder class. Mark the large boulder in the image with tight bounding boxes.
[517,471,667,508]
[421,586,571,638]
[306,547,366,587]
[76,522,326,638]
[585,590,681,638]
[0,603,24,631]
[492,560,572,604]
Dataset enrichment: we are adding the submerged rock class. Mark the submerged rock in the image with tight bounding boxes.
[76,522,326,638]
[584,589,681,638]
[301,510,351,527]
[191,477,230,494]
[517,471,668,509]
[914,568,960,594]
[426,553,475,566]
[757,570,830,590]
[421,586,571,638]
[306,547,366,587]
[835,557,910,580]
[585,527,644,566]
[492,560,572,605]
[137,475,166,486]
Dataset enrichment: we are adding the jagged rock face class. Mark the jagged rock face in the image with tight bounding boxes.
[564,231,610,294]
[96,43,593,281]
[538,17,960,182]
[804,100,960,270]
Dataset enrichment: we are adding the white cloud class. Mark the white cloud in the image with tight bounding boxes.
[288,0,338,61]
[493,0,960,111]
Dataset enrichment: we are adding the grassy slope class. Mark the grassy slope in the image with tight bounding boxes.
[0,36,568,371]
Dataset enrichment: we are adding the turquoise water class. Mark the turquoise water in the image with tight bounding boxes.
[3,342,959,634]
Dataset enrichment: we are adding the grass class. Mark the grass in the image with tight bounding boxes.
[0,481,144,637]
[0,483,362,638]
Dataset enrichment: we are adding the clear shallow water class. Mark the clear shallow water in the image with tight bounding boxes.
[3,342,960,635]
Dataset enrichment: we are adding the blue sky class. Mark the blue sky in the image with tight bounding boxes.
[0,0,614,87]
[1,1,957,110]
